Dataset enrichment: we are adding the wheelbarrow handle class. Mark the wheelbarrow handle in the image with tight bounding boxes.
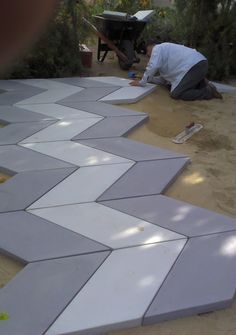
[82,17,129,63]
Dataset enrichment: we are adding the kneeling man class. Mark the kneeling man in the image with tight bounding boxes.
[130,40,222,100]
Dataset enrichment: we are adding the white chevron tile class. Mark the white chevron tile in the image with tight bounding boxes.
[29,202,186,249]
[45,240,186,335]
[15,88,83,105]
[27,163,134,209]
[17,103,99,119]
[16,79,80,90]
[87,76,133,87]
[20,141,133,166]
[20,118,102,143]
[100,85,156,104]
[14,79,83,104]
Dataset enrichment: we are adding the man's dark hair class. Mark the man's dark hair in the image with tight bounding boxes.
[145,38,161,48]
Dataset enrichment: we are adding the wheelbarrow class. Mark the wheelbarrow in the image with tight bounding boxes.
[83,10,154,70]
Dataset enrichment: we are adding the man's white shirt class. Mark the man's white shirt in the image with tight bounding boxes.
[139,42,206,91]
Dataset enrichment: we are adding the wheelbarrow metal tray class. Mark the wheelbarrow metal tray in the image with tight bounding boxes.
[93,15,146,41]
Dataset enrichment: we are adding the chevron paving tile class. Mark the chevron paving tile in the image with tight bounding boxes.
[98,158,189,201]
[212,81,236,93]
[58,100,147,117]
[20,117,102,143]
[29,202,185,249]
[15,78,86,91]
[45,241,186,335]
[0,145,74,172]
[0,82,46,105]
[53,77,117,88]
[15,88,84,105]
[72,115,148,140]
[0,210,109,262]
[102,195,236,237]
[0,80,39,91]
[20,141,133,166]
[58,86,121,103]
[27,163,134,209]
[86,76,134,87]
[0,105,56,123]
[0,252,110,335]
[0,120,55,145]
[0,168,76,213]
[18,103,98,119]
[0,77,236,335]
[143,231,236,325]
[14,79,84,105]
[100,85,156,104]
[78,137,187,161]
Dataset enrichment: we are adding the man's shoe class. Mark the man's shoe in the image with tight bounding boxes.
[208,82,223,99]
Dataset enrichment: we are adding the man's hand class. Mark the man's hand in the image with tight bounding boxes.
[130,80,141,87]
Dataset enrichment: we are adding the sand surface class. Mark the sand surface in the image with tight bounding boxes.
[0,47,236,334]
[0,172,11,184]
[0,254,23,289]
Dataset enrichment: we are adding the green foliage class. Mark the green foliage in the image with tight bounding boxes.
[113,0,153,14]
[0,312,9,320]
[141,7,176,42]
[91,0,153,15]
[90,0,105,16]
[174,0,236,80]
[4,0,91,79]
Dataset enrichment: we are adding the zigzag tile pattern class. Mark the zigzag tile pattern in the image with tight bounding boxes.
[0,77,236,335]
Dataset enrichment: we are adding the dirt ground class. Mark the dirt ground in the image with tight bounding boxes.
[0,45,236,334]
[0,254,23,289]
[86,47,236,335]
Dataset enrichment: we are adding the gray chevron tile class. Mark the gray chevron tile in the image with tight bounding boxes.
[0,167,76,213]
[78,137,187,161]
[0,145,74,172]
[0,211,109,262]
[0,105,56,123]
[0,85,46,105]
[57,86,121,103]
[53,77,116,88]
[143,232,236,325]
[0,252,110,335]
[58,100,147,117]
[72,115,148,140]
[101,195,236,237]
[0,121,55,145]
[0,80,45,91]
[98,158,189,201]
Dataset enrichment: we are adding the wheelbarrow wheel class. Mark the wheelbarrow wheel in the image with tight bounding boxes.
[118,40,135,70]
